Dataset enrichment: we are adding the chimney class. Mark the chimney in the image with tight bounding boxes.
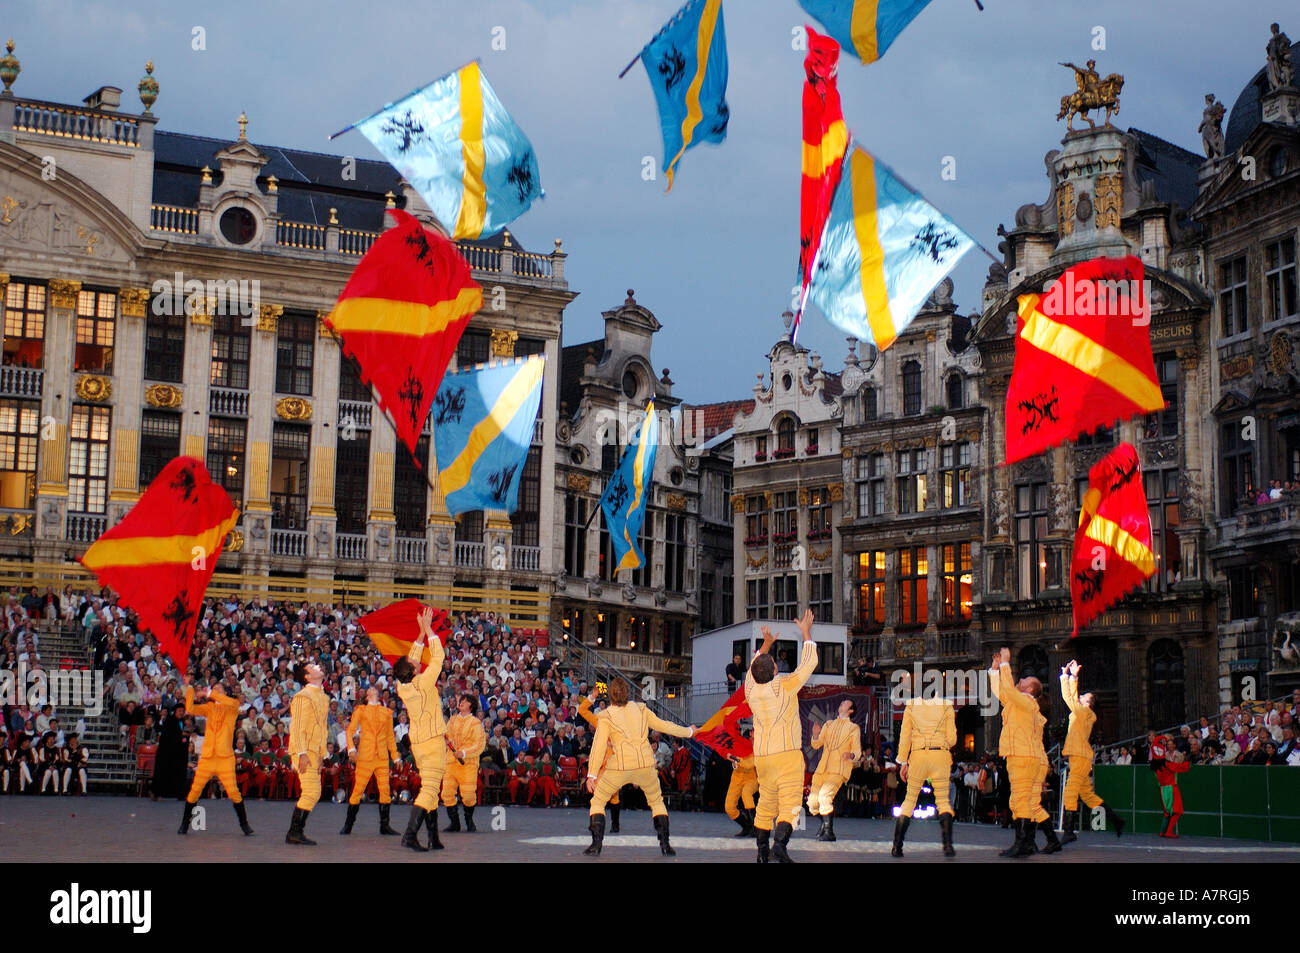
[83,86,123,112]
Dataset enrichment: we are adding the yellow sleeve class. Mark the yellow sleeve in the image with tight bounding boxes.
[588,716,611,778]
[898,706,914,764]
[466,718,486,759]
[218,693,239,713]
[184,686,195,710]
[999,664,1036,712]
[346,708,362,752]
[384,715,399,762]
[943,704,957,749]
[810,727,825,750]
[578,696,598,728]
[1060,674,1081,714]
[850,725,862,761]
[418,636,445,689]
[289,693,306,756]
[645,708,692,739]
[186,687,212,720]
[785,640,819,695]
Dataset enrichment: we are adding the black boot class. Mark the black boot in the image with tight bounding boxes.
[891,815,910,857]
[609,803,621,833]
[379,803,398,835]
[939,812,955,857]
[1103,803,1126,837]
[402,805,428,852]
[756,827,771,864]
[1038,819,1062,854]
[733,811,751,837]
[823,813,836,843]
[285,807,317,846]
[816,813,831,841]
[464,806,477,832]
[178,800,195,835]
[424,808,444,850]
[999,818,1025,857]
[583,813,605,856]
[771,821,795,863]
[234,801,254,836]
[340,803,359,835]
[444,804,462,833]
[741,808,755,836]
[1061,809,1078,844]
[654,814,675,856]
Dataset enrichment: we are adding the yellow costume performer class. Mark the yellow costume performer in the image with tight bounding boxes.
[808,701,861,841]
[746,610,817,863]
[579,693,622,832]
[583,678,694,857]
[440,696,487,833]
[724,752,758,836]
[1059,661,1125,842]
[992,649,1059,857]
[285,662,330,846]
[179,682,254,837]
[891,697,956,857]
[394,607,446,853]
[340,687,400,836]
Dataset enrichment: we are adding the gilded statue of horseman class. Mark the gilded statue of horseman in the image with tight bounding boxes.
[1057,60,1124,132]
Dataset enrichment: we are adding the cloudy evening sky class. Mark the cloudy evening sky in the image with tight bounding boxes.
[6,0,1292,401]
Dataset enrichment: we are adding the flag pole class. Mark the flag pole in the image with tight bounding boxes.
[617,0,696,78]
[618,52,643,79]
[328,59,480,140]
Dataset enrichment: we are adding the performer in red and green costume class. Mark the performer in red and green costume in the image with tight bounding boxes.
[1149,736,1190,838]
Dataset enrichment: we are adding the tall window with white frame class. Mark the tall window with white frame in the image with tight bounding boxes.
[772,573,798,620]
[1265,236,1297,324]
[746,577,769,620]
[807,486,831,537]
[69,404,110,515]
[664,512,686,592]
[144,308,185,383]
[210,314,250,390]
[897,546,928,628]
[946,372,964,410]
[511,447,542,549]
[206,417,245,501]
[861,387,877,422]
[1014,482,1050,597]
[74,289,116,373]
[858,551,885,632]
[3,281,45,368]
[745,494,768,544]
[1220,420,1254,512]
[0,399,39,508]
[563,493,588,577]
[941,442,970,508]
[902,360,922,416]
[896,448,926,514]
[1144,354,1180,440]
[394,437,430,539]
[1218,254,1248,338]
[810,571,833,622]
[856,453,886,518]
[270,422,309,529]
[1145,468,1182,591]
[339,425,373,536]
[275,313,314,396]
[776,417,796,458]
[940,542,972,622]
[138,410,180,488]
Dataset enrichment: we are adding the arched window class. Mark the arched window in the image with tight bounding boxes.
[946,372,964,410]
[902,361,922,416]
[1148,639,1185,730]
[862,387,877,421]
[776,417,796,456]
[1016,644,1050,685]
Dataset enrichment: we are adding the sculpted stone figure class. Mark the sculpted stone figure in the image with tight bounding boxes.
[1266,22,1294,91]
[1199,94,1226,159]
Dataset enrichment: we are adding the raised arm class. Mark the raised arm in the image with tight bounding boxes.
[577,694,599,729]
[997,660,1037,712]
[784,610,819,695]
[587,715,611,780]
[646,707,694,740]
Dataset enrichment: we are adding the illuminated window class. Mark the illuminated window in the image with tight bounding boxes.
[941,542,972,621]
[74,289,116,373]
[3,281,45,368]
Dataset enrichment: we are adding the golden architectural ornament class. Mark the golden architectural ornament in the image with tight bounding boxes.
[731,493,746,514]
[1220,354,1254,381]
[745,552,768,569]
[0,39,20,95]
[828,484,844,502]
[809,545,832,562]
[257,304,282,333]
[762,490,773,505]
[200,165,213,185]
[841,447,851,459]
[3,512,32,535]
[797,487,809,506]
[925,330,937,343]
[666,493,687,511]
[1270,331,1294,377]
[189,297,214,326]
[880,441,895,453]
[567,472,592,493]
[1175,348,1199,371]
[896,637,926,659]
[238,111,248,141]
[266,175,278,193]
[1057,182,1076,237]
[924,435,938,448]
[224,529,244,553]
[490,328,518,358]
[328,207,339,226]
[384,191,396,209]
[137,61,158,114]
[276,396,312,421]
[76,226,99,256]
[1056,60,1124,131]
[119,287,150,318]
[48,278,82,310]
[0,195,16,224]
[75,374,112,402]
[316,310,339,339]
[144,383,183,408]
[1095,172,1123,229]
[0,273,8,295]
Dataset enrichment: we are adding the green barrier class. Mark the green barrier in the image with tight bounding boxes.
[1092,765,1300,842]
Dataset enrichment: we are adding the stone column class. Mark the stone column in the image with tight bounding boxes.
[1177,348,1205,581]
[306,320,340,576]
[367,407,397,565]
[107,287,150,522]
[242,305,281,556]
[35,279,78,546]
[180,305,213,461]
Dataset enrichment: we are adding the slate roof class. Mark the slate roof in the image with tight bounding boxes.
[1225,38,1300,155]
[1127,127,1203,212]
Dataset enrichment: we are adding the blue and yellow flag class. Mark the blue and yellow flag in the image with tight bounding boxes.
[354,62,542,240]
[600,401,659,571]
[640,0,729,191]
[809,145,975,351]
[797,0,934,64]
[432,354,544,517]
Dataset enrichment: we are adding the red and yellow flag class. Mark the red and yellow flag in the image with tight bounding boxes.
[1005,256,1163,464]
[795,24,848,340]
[79,457,239,678]
[327,209,483,465]
[358,598,451,667]
[694,685,752,759]
[1070,442,1156,637]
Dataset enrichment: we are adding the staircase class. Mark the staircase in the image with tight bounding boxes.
[33,623,137,793]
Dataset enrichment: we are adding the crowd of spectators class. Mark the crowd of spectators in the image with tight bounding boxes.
[1094,693,1300,767]
[1238,479,1300,508]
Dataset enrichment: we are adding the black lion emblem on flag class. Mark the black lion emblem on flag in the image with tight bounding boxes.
[381,110,426,154]
[1074,567,1106,603]
[398,371,427,429]
[162,592,196,642]
[1018,387,1060,435]
[658,47,687,90]
[709,101,730,137]
[507,153,535,205]
[909,221,961,264]
[433,386,467,426]
[169,465,198,503]
[605,475,630,513]
[487,463,519,504]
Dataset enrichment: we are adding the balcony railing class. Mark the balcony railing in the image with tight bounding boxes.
[454,540,484,568]
[1217,500,1300,548]
[0,508,34,538]
[512,250,553,279]
[338,399,372,430]
[13,101,141,147]
[939,630,971,657]
[0,366,43,399]
[335,533,367,561]
[276,220,326,250]
[457,243,501,273]
[339,228,378,256]
[511,545,541,572]
[271,529,307,558]
[395,536,427,564]
[66,513,107,544]
[209,387,249,417]
[150,204,199,234]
